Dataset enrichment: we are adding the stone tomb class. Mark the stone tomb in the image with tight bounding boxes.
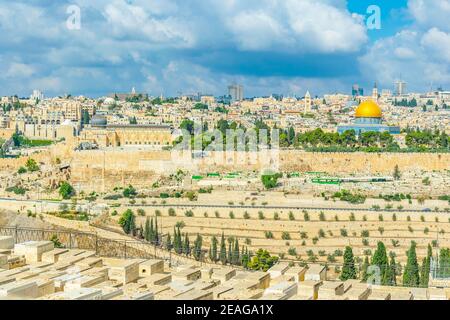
[103,258,140,284]
[14,241,54,263]
[138,259,164,276]
[0,236,14,250]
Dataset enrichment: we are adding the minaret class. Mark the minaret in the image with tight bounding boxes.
[372,82,378,102]
[304,90,312,113]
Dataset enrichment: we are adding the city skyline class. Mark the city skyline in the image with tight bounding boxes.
[1,1,450,98]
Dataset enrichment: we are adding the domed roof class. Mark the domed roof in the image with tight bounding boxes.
[355,100,382,118]
[103,97,116,105]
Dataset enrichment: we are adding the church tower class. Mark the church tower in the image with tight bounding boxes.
[372,82,378,102]
[304,90,312,113]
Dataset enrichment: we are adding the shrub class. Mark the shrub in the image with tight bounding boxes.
[265,231,274,239]
[378,227,384,234]
[215,211,220,218]
[349,213,355,221]
[123,185,137,198]
[300,232,308,239]
[361,230,369,237]
[137,209,145,216]
[229,211,235,219]
[303,211,310,221]
[319,212,326,221]
[17,167,27,174]
[340,229,348,237]
[168,208,176,216]
[273,212,280,220]
[258,211,265,220]
[243,211,250,219]
[318,229,326,238]
[281,232,291,240]
[288,211,295,220]
[288,247,297,256]
[378,214,384,221]
[25,158,39,172]
[175,221,185,228]
[155,210,161,216]
[185,210,194,217]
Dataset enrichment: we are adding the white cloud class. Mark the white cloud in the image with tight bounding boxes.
[223,0,367,53]
[408,0,450,32]
[4,62,35,78]
[421,28,450,63]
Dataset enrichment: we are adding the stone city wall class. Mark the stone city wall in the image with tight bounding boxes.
[67,150,450,191]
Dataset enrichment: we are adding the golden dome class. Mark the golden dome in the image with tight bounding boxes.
[355,100,382,118]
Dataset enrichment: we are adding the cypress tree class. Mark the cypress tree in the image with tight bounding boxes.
[154,217,159,244]
[371,241,389,284]
[403,241,420,287]
[166,233,172,251]
[384,253,397,286]
[232,239,240,265]
[184,233,190,256]
[420,244,432,287]
[227,240,233,264]
[129,212,136,236]
[193,234,203,261]
[211,236,218,262]
[219,232,227,264]
[144,218,150,241]
[340,246,357,281]
[361,256,369,281]
[149,218,154,243]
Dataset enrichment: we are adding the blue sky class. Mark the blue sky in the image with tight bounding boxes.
[1,0,450,98]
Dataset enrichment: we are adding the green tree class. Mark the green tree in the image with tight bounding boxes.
[183,233,191,256]
[403,241,420,287]
[118,209,136,235]
[193,234,203,261]
[232,238,240,265]
[210,236,218,262]
[123,185,137,198]
[246,249,278,272]
[219,232,227,264]
[371,241,389,284]
[59,182,75,200]
[26,158,40,172]
[340,246,357,281]
[420,244,432,287]
[261,173,282,190]
[361,256,370,281]
[383,253,397,286]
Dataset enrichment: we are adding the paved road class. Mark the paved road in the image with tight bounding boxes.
[0,197,437,213]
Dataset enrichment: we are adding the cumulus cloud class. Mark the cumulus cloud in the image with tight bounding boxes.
[358,0,450,91]
[408,0,450,32]
[0,0,370,97]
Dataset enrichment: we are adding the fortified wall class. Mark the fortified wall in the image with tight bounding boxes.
[69,150,450,191]
[2,147,449,192]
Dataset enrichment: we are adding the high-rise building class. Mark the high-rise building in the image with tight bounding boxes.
[352,84,364,97]
[30,90,44,101]
[352,84,359,97]
[394,80,407,96]
[228,84,244,102]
